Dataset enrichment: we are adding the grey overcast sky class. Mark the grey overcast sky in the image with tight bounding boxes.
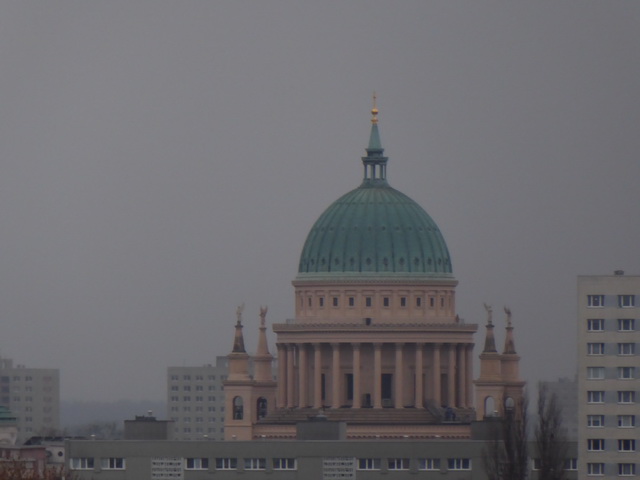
[1,1,639,402]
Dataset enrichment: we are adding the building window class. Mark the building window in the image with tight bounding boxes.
[618,319,635,331]
[564,459,578,471]
[357,458,380,470]
[272,458,296,470]
[587,343,605,355]
[215,458,237,470]
[447,458,471,470]
[70,458,94,470]
[257,397,268,419]
[416,297,422,307]
[618,439,636,452]
[244,458,266,470]
[387,458,409,470]
[588,295,605,307]
[429,297,435,308]
[348,297,355,307]
[365,297,372,307]
[618,367,635,379]
[618,295,635,308]
[233,396,244,419]
[332,297,339,307]
[588,390,605,403]
[308,297,312,307]
[618,343,635,355]
[587,463,604,475]
[383,297,390,307]
[618,391,635,404]
[587,439,605,451]
[588,319,605,331]
[618,464,636,476]
[400,297,406,307]
[618,415,635,428]
[319,297,325,307]
[588,415,605,427]
[100,458,125,470]
[587,367,605,380]
[418,458,441,471]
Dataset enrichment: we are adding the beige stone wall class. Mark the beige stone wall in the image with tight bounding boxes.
[293,279,458,323]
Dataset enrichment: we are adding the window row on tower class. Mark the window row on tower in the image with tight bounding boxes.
[586,294,636,308]
[296,290,455,315]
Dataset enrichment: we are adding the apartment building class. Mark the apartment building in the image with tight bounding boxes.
[0,356,60,443]
[167,356,228,441]
[578,272,639,478]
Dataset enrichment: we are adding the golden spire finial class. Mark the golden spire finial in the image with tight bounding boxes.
[371,91,379,124]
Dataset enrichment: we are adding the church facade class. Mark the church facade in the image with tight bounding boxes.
[224,103,524,441]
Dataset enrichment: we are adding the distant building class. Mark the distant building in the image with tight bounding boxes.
[0,356,60,443]
[166,356,228,441]
[124,412,173,440]
[539,377,577,440]
[577,272,639,477]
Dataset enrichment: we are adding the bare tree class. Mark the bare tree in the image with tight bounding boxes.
[534,383,569,480]
[482,395,529,480]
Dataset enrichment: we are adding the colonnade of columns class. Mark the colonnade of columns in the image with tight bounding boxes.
[275,342,473,410]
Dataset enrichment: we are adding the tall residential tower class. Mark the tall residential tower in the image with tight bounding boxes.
[578,272,639,478]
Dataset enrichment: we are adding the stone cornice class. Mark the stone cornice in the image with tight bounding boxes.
[273,322,478,333]
[292,275,458,287]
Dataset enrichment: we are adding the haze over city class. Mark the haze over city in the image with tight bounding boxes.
[1,1,639,403]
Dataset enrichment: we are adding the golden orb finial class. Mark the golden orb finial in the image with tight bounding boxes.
[371,91,379,124]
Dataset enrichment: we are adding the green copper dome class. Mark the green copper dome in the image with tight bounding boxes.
[297,113,452,278]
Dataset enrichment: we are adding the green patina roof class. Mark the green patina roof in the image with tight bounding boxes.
[297,115,452,278]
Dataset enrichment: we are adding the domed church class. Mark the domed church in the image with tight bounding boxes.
[223,101,523,440]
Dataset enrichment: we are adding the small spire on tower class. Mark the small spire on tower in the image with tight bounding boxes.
[232,304,246,353]
[367,92,382,153]
[256,306,271,356]
[371,91,379,125]
[502,306,517,354]
[482,303,497,353]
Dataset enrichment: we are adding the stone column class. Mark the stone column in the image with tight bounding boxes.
[447,344,456,407]
[373,343,382,409]
[277,343,287,408]
[287,344,295,407]
[465,344,474,408]
[394,343,404,409]
[352,343,361,408]
[298,343,308,407]
[456,344,465,408]
[331,343,341,408]
[415,343,424,408]
[432,343,441,406]
[313,343,322,408]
